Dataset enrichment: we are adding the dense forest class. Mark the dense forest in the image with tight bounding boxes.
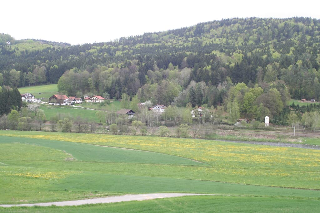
[1,17,320,123]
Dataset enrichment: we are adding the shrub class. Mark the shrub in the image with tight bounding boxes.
[140,126,147,136]
[176,124,190,138]
[159,126,169,137]
[110,124,118,135]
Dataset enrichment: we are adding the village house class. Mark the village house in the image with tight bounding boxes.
[49,94,68,105]
[191,107,203,118]
[149,105,166,113]
[116,109,135,119]
[66,97,83,105]
[138,101,152,109]
[84,96,92,102]
[91,96,105,103]
[84,96,105,103]
[74,97,82,104]
[21,93,40,103]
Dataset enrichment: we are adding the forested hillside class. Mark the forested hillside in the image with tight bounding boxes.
[1,18,320,116]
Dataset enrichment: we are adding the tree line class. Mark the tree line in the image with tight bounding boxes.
[0,86,22,116]
[1,18,320,100]
[1,17,320,122]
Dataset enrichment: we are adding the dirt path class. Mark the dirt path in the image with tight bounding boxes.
[0,193,214,207]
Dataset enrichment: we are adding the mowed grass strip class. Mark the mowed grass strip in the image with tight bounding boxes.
[1,131,319,190]
[18,84,58,100]
[0,136,201,166]
[1,196,320,213]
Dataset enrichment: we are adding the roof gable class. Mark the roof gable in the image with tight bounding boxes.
[53,94,68,100]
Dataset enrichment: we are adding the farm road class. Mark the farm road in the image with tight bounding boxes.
[0,193,213,207]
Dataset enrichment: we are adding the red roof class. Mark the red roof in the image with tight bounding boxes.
[94,96,105,100]
[53,94,68,100]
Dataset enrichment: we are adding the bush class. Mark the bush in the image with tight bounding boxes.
[140,126,147,136]
[159,126,169,137]
[57,118,73,132]
[110,124,118,135]
[250,120,260,129]
[176,124,190,138]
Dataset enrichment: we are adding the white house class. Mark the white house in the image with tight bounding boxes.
[191,107,203,118]
[84,96,92,102]
[150,105,166,113]
[65,97,83,105]
[21,93,41,103]
[91,96,105,103]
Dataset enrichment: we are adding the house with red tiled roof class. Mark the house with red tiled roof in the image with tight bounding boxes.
[84,96,92,102]
[91,96,105,103]
[65,96,83,105]
[49,94,68,105]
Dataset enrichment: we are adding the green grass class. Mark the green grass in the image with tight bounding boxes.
[39,100,122,123]
[81,100,122,112]
[1,196,319,213]
[39,105,101,123]
[288,99,320,107]
[304,138,320,146]
[1,131,320,190]
[0,131,320,211]
[18,84,58,100]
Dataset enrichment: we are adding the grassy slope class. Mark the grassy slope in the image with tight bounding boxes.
[81,101,122,112]
[18,83,122,122]
[18,84,58,100]
[39,101,122,123]
[39,105,101,123]
[2,196,319,213]
[0,131,319,212]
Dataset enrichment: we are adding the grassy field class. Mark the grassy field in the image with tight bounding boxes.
[288,99,320,107]
[18,84,122,112]
[39,100,121,123]
[2,196,320,213]
[18,84,58,101]
[18,83,122,122]
[304,138,320,146]
[81,100,122,112]
[39,105,102,123]
[0,131,319,212]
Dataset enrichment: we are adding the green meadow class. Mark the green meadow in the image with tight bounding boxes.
[18,84,58,100]
[81,100,122,112]
[1,196,319,213]
[39,100,121,123]
[0,131,319,212]
[288,99,320,107]
[39,105,102,123]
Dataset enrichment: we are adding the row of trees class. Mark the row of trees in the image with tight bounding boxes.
[1,101,319,138]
